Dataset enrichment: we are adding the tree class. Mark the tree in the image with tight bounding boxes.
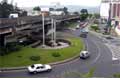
[19,10,27,17]
[73,11,79,15]
[49,8,54,11]
[63,7,68,15]
[80,9,89,21]
[0,2,14,18]
[33,6,41,11]
[88,14,93,18]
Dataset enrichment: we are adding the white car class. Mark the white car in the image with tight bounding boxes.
[80,51,90,59]
[28,64,52,74]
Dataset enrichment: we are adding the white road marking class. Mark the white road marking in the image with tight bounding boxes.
[88,36,101,64]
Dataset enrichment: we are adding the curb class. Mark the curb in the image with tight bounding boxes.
[0,55,80,72]
[0,40,85,72]
[0,24,86,72]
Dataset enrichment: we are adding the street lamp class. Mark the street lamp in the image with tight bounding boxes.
[107,0,112,33]
[53,19,57,46]
[51,18,54,44]
[42,13,45,47]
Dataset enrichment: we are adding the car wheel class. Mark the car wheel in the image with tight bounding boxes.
[33,71,37,74]
[47,69,52,72]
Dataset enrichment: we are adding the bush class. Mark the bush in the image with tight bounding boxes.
[113,74,120,78]
[0,42,22,56]
[0,47,6,56]
[29,55,41,61]
[52,52,61,57]
[91,25,99,31]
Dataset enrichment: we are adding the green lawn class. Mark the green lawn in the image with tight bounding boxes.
[113,73,120,78]
[67,22,78,28]
[0,38,84,67]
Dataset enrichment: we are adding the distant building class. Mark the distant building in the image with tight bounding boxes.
[50,11,64,15]
[9,13,18,18]
[50,8,65,15]
[100,0,120,35]
[100,1,110,20]
[40,8,50,16]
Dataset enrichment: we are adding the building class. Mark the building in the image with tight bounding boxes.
[40,8,50,16]
[50,11,64,15]
[100,0,120,35]
[9,13,18,18]
[100,0,110,20]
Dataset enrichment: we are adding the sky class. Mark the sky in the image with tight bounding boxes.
[0,0,101,7]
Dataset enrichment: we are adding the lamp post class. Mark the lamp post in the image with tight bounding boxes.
[42,13,45,47]
[107,0,112,34]
[54,19,57,46]
[51,18,54,43]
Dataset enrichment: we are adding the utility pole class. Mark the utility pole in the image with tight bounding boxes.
[42,13,45,47]
[107,0,112,34]
[54,19,57,46]
[51,18,54,43]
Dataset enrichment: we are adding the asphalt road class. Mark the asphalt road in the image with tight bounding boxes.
[0,28,120,78]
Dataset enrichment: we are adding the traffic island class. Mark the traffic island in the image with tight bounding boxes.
[36,39,71,49]
[0,37,84,68]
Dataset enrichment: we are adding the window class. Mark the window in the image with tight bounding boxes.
[40,66,45,69]
[31,65,35,68]
[36,67,40,69]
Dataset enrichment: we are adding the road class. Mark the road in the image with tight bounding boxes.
[0,28,120,78]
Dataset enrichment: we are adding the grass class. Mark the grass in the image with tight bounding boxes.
[0,38,84,67]
[67,22,78,28]
[90,24,100,32]
[113,73,120,78]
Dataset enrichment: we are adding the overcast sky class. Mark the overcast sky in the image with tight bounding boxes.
[0,0,101,7]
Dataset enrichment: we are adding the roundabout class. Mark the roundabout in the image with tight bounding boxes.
[0,37,84,68]
[37,39,71,49]
[0,28,115,78]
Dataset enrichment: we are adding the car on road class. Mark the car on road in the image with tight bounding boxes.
[28,64,52,74]
[76,25,80,29]
[80,51,90,59]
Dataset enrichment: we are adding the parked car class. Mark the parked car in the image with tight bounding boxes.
[80,51,90,59]
[28,64,52,74]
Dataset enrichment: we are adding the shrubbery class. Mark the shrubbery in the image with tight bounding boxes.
[52,52,61,57]
[0,42,22,56]
[91,24,100,31]
[29,55,41,61]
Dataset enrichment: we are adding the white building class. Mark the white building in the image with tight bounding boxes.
[50,11,64,15]
[100,2,110,20]
[100,0,120,35]
[9,13,18,18]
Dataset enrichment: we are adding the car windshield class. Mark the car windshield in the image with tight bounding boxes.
[81,53,84,56]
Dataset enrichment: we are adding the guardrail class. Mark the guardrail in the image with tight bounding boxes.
[0,15,80,35]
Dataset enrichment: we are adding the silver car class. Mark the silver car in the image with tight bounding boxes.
[80,51,90,59]
[28,64,52,74]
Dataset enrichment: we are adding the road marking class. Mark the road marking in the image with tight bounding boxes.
[88,36,101,64]
[105,43,119,61]
[90,31,119,64]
